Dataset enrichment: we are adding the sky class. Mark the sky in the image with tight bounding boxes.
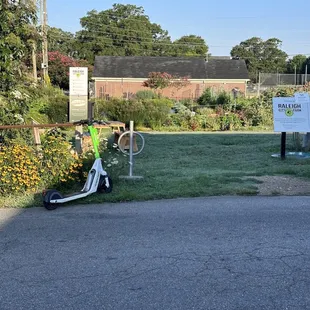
[47,0,310,57]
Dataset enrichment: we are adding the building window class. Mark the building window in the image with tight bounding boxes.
[99,86,105,99]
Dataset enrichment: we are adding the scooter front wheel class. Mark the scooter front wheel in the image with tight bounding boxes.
[97,176,113,194]
[43,189,63,210]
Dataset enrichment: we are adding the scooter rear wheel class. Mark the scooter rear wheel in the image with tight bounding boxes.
[97,176,113,193]
[43,189,63,210]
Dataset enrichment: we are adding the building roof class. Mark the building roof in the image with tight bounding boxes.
[206,59,249,79]
[93,56,249,80]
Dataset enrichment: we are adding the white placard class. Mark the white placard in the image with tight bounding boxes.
[69,67,88,96]
[273,93,310,132]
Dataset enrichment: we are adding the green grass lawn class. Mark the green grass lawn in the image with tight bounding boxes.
[84,132,310,203]
[3,132,310,208]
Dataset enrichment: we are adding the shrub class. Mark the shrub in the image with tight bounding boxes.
[0,126,127,197]
[216,91,232,107]
[43,96,68,123]
[173,101,191,113]
[0,144,41,195]
[218,113,242,131]
[94,98,145,126]
[236,97,272,127]
[197,88,216,106]
[40,132,82,188]
[179,98,193,108]
[135,90,158,100]
[142,99,172,129]
[196,108,221,131]
[95,98,173,129]
[28,86,69,123]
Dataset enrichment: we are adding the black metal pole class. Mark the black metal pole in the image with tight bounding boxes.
[281,132,286,160]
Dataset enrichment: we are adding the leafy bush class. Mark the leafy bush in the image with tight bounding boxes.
[143,99,171,129]
[95,98,173,129]
[196,108,220,131]
[173,101,191,114]
[179,98,193,108]
[43,96,68,123]
[28,86,69,123]
[0,131,83,196]
[197,88,216,106]
[216,91,232,107]
[0,85,69,127]
[218,113,242,131]
[40,132,82,188]
[95,98,145,126]
[135,90,158,100]
[0,144,41,195]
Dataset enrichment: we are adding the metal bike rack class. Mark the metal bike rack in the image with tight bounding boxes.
[118,121,145,180]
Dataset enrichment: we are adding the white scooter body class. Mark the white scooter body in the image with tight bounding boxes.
[50,158,109,204]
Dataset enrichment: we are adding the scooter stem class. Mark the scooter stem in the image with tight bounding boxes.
[88,125,100,159]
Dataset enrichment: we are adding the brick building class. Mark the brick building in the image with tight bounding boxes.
[92,56,250,100]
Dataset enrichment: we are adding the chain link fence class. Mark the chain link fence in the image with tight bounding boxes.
[246,73,309,97]
[259,73,308,87]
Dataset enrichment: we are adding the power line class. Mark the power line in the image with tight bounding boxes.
[46,34,310,60]
[48,32,310,54]
[47,32,210,47]
[46,29,310,59]
[48,22,310,51]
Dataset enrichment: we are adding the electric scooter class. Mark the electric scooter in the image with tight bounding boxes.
[43,120,112,210]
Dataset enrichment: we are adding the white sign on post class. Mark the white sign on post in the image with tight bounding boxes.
[69,67,88,96]
[273,93,310,132]
[69,67,88,122]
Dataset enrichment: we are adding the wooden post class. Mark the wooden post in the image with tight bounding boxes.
[75,125,83,154]
[31,120,41,150]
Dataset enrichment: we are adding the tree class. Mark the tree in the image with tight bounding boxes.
[47,27,76,57]
[42,51,92,89]
[142,72,190,94]
[230,37,287,82]
[286,55,307,74]
[303,57,310,76]
[172,35,208,57]
[75,4,173,63]
[142,72,173,90]
[0,1,37,91]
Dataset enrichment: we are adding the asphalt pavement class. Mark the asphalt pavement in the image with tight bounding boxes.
[0,196,310,310]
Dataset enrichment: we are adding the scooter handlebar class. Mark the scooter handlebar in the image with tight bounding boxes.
[73,119,89,125]
[73,120,109,126]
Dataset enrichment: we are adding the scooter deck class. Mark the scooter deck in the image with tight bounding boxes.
[63,190,88,198]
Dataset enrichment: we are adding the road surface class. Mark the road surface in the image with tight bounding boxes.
[0,196,310,309]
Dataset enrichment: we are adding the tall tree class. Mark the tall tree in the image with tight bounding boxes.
[47,27,76,57]
[230,37,287,82]
[41,51,92,89]
[286,54,307,74]
[303,57,310,76]
[0,0,37,91]
[172,35,208,57]
[75,4,173,63]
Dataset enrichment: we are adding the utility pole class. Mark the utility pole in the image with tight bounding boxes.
[32,0,37,82]
[41,0,49,84]
[257,72,261,98]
